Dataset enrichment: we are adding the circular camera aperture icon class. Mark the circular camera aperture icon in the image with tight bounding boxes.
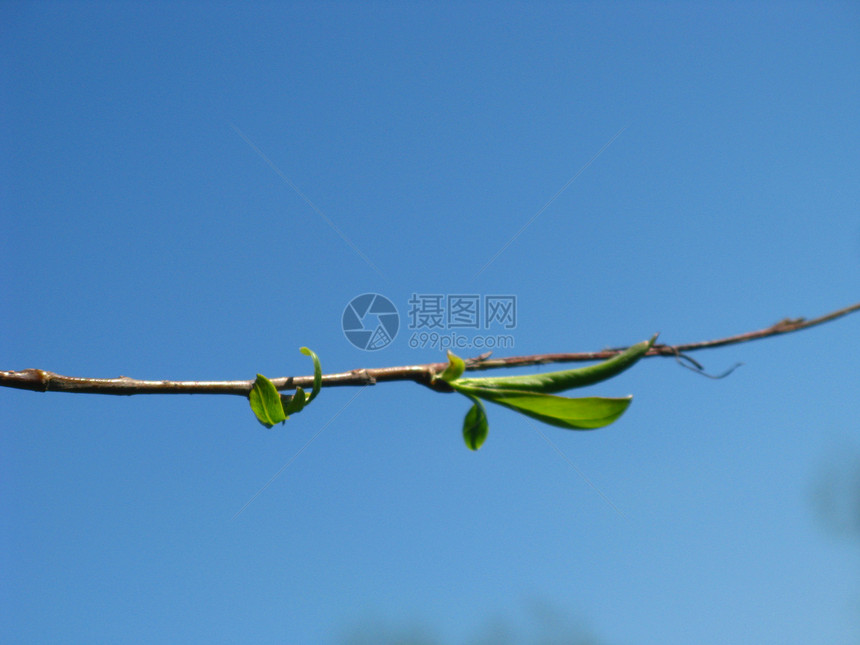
[342,293,399,351]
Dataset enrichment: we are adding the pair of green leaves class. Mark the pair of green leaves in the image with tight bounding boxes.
[249,347,322,428]
[438,335,657,450]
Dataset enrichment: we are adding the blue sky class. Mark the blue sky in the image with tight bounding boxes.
[2,2,859,643]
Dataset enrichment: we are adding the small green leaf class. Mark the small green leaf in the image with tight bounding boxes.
[249,374,287,428]
[300,347,322,404]
[282,386,307,414]
[249,348,321,427]
[454,335,656,394]
[438,350,465,383]
[453,383,632,430]
[462,396,489,450]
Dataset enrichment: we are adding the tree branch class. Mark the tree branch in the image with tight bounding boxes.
[2,301,858,397]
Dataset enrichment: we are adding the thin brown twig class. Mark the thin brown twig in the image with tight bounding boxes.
[2,301,858,397]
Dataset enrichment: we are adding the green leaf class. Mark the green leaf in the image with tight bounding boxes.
[454,334,656,394]
[249,348,321,427]
[438,350,465,383]
[249,374,287,428]
[300,347,322,404]
[462,396,489,450]
[281,386,307,415]
[452,383,632,430]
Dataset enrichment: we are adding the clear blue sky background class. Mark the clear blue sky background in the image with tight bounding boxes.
[3,2,859,643]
